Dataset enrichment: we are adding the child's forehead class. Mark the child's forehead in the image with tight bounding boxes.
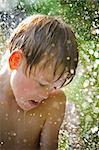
[26,55,64,82]
[30,57,55,77]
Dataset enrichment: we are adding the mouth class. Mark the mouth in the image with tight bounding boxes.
[28,100,39,106]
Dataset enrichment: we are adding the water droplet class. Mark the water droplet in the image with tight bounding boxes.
[51,43,55,47]
[94,60,99,68]
[54,122,57,125]
[91,126,98,133]
[40,114,42,118]
[13,132,16,136]
[96,95,99,99]
[67,56,70,60]
[30,113,33,117]
[94,51,98,58]
[69,4,72,7]
[18,118,21,121]
[0,141,4,145]
[59,102,63,105]
[74,58,77,61]
[5,113,8,117]
[86,97,93,103]
[83,80,89,88]
[48,112,51,116]
[23,139,27,143]
[93,72,97,76]
[19,18,23,22]
[33,113,35,116]
[50,53,54,57]
[70,69,74,74]
[82,102,88,109]
[50,117,52,120]
[17,109,20,113]
[89,49,94,55]
[46,88,49,91]
[11,15,14,19]
[8,132,10,135]
[57,118,61,122]
[40,142,43,146]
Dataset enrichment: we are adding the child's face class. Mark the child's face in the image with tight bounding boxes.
[10,54,63,111]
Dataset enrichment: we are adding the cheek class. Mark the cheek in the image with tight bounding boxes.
[10,71,40,98]
[10,71,26,97]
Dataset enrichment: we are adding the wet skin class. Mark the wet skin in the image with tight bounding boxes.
[0,75,66,150]
[0,50,66,150]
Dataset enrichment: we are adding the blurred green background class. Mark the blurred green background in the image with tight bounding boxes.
[0,0,98,149]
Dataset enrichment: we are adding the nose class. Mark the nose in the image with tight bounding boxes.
[39,91,49,99]
[39,87,50,99]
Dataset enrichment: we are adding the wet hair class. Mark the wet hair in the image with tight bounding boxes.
[8,14,78,87]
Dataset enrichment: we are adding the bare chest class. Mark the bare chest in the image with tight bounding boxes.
[0,104,45,150]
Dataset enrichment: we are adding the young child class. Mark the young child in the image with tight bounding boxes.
[0,14,78,150]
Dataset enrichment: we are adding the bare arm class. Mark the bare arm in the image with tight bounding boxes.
[40,90,66,150]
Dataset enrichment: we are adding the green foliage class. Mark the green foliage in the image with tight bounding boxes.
[58,133,68,150]
[19,0,98,41]
[60,0,98,41]
[65,40,98,149]
[19,0,61,15]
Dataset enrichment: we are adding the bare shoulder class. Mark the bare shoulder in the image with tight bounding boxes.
[49,89,66,105]
[45,89,66,118]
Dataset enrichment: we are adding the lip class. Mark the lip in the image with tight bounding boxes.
[28,100,40,106]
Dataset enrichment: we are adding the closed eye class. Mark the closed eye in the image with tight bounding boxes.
[39,82,47,87]
[38,80,50,87]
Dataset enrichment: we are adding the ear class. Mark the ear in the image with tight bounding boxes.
[9,50,23,70]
